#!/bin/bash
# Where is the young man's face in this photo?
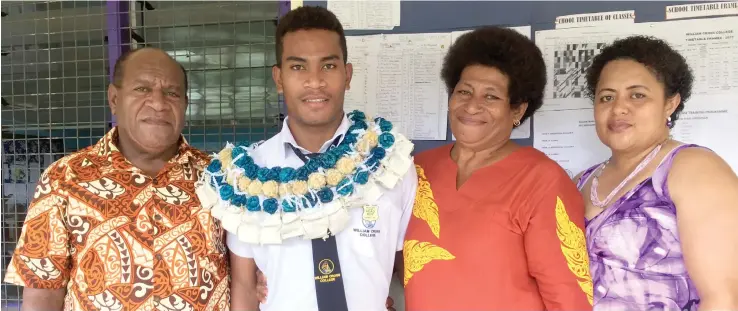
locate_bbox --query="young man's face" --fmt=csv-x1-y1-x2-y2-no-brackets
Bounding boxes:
272,29,353,129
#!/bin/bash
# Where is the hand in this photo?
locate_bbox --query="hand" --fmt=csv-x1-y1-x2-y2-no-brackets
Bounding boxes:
256,269,268,303
386,296,396,311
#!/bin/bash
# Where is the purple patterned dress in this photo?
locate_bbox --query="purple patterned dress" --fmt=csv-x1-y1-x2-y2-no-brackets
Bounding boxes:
577,144,701,311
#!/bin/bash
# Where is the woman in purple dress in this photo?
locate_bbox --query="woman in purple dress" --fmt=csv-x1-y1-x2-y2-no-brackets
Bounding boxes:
576,36,738,310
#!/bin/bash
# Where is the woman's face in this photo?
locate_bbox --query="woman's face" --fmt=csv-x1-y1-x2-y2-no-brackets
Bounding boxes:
449,64,526,149
593,59,679,152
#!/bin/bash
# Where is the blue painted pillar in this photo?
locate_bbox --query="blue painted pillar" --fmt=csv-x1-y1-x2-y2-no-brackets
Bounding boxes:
106,0,131,127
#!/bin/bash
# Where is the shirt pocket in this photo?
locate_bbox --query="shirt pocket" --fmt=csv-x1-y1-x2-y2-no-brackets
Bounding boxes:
348,198,398,258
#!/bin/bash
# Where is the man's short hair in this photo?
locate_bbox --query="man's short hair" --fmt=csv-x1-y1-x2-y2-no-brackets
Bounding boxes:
112,47,188,90
275,6,347,66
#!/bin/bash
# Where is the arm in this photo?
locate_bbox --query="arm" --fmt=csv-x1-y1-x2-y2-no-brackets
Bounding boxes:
22,288,66,311
523,171,593,310
227,232,260,310
230,252,260,310
395,163,418,274
4,165,71,311
669,147,738,309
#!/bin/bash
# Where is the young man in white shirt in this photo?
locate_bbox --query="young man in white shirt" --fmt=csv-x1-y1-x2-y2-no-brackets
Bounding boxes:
195,5,417,311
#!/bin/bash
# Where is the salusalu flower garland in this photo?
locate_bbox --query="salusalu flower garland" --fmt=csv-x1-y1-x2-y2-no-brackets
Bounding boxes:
195,110,414,244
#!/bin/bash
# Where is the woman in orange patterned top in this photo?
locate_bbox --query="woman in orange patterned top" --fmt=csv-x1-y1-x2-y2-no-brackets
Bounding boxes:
402,26,593,311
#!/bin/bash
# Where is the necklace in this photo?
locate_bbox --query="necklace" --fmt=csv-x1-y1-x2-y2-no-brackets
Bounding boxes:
590,141,665,208
195,110,415,244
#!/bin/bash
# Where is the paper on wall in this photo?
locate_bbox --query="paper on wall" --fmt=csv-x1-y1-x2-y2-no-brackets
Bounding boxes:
533,106,610,177
291,0,303,10
328,0,400,30
555,10,635,29
345,33,450,140
671,94,738,172
666,1,738,20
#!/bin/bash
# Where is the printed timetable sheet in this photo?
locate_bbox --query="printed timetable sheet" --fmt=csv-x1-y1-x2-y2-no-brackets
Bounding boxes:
345,33,451,140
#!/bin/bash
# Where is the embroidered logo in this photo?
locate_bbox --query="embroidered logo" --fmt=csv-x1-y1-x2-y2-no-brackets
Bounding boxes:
318,259,335,275
362,205,379,229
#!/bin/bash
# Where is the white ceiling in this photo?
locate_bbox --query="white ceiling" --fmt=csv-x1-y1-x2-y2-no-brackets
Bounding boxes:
1,1,281,129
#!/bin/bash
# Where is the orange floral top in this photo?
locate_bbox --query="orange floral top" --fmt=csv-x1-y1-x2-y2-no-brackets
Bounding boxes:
4,128,230,311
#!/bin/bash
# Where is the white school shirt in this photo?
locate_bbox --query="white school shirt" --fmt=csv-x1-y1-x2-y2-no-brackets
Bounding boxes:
227,115,417,311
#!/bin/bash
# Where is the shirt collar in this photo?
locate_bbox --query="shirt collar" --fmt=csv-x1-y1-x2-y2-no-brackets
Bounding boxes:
98,127,193,165
279,114,350,158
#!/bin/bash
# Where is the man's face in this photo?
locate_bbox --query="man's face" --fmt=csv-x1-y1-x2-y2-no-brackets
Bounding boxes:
107,49,187,154
272,29,352,128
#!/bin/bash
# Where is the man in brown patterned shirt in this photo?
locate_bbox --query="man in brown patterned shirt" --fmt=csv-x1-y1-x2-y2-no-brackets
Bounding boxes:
4,47,230,311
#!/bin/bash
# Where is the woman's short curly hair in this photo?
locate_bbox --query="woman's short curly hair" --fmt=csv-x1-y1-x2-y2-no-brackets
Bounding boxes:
441,26,546,125
585,35,694,128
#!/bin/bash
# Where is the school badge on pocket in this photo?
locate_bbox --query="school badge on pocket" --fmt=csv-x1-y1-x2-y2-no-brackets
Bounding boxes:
362,205,379,229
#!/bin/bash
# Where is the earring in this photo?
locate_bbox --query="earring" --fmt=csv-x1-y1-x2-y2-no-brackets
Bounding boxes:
513,119,521,127
666,116,673,128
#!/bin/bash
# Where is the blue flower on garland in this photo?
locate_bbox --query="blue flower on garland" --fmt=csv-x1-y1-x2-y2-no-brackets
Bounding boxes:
319,153,338,169
257,167,271,182
349,110,365,121
282,200,296,212
232,146,247,159
304,193,318,207
371,146,386,161
263,198,278,214
243,163,258,179
349,120,368,133
379,132,395,149
336,178,354,196
295,167,310,181
212,175,224,185
232,194,247,207
317,188,334,203
268,167,281,181
354,171,370,185
304,159,320,173
247,196,261,212
343,133,358,145
234,154,253,167
378,118,393,132
207,159,222,173
279,167,296,183
332,144,350,156
219,184,235,200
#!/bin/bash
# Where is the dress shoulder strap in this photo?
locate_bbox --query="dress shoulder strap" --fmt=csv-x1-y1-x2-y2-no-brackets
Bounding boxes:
575,163,604,190
652,143,707,199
